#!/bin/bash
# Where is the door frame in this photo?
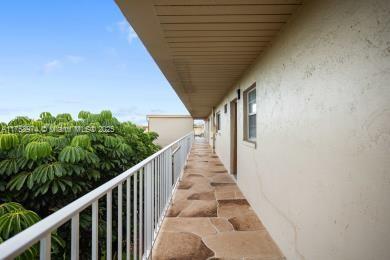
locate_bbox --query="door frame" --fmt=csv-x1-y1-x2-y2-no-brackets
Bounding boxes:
230,99,238,178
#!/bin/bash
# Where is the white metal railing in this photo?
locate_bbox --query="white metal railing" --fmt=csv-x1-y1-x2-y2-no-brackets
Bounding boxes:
0,132,194,260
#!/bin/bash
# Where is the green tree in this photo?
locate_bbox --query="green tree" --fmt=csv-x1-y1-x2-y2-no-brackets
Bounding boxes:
0,110,159,259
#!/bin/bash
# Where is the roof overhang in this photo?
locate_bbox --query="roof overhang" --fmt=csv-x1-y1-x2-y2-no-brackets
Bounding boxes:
116,0,303,118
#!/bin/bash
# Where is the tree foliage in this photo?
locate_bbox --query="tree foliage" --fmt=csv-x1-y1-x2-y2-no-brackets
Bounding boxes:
0,202,65,259
0,110,159,258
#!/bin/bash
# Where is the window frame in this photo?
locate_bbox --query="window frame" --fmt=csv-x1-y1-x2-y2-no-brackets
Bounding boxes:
243,83,257,144
216,111,221,132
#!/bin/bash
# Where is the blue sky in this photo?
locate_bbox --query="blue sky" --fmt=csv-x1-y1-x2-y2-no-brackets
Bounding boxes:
0,1,188,125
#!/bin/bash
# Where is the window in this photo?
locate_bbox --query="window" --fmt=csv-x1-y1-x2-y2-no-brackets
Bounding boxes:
244,84,256,142
216,112,221,131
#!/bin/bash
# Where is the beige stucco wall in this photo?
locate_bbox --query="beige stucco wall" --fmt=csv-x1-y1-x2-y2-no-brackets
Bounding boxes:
194,125,204,136
204,119,210,141
148,116,193,147
209,0,390,259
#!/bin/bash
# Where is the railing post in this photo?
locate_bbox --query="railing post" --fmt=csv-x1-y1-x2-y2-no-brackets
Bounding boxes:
107,190,112,260
144,162,152,258
40,234,51,260
126,178,131,260
133,173,138,260
92,201,99,260
151,159,155,243
139,168,143,259
171,151,174,186
118,183,123,260
71,214,79,260
164,151,168,206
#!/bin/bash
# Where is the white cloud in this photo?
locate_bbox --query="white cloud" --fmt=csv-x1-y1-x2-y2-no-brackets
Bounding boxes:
116,20,138,44
127,27,138,44
66,55,84,64
149,109,165,114
114,107,147,125
42,55,84,75
43,60,61,74
117,20,128,34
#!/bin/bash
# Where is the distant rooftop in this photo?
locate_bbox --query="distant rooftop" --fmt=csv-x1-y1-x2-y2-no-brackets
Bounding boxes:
147,115,192,119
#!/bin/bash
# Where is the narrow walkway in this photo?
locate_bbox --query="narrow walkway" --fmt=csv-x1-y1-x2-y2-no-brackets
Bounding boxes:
152,138,283,260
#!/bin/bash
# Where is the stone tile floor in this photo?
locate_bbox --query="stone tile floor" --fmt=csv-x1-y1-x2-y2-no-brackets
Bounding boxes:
152,138,284,260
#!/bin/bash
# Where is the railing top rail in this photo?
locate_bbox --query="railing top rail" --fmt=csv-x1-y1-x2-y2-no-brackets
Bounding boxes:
172,145,181,155
0,132,194,259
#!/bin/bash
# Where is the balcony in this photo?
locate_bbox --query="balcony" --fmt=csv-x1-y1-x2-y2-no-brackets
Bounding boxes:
152,138,283,259
0,134,281,259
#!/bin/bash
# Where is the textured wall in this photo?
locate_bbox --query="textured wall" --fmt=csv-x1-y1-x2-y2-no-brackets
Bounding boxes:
211,0,390,259
148,117,193,147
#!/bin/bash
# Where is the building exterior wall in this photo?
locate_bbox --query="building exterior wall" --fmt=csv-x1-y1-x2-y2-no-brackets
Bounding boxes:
147,116,193,147
207,116,214,147
194,124,204,136
209,117,213,146
204,119,209,141
208,0,390,259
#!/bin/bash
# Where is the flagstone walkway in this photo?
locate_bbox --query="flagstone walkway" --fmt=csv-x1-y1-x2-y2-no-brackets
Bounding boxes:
152,138,284,260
